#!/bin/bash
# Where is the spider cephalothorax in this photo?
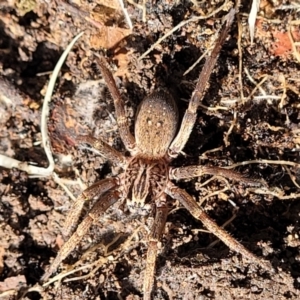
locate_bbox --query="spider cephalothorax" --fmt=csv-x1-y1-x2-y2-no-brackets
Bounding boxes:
42,9,274,300
124,157,169,207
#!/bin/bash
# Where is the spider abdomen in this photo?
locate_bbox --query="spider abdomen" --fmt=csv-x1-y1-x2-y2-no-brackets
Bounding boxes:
135,89,178,158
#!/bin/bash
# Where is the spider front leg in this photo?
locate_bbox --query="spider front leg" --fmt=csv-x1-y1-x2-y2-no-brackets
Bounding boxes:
41,189,121,282
78,135,127,167
169,9,234,158
144,200,169,300
170,165,264,186
166,182,274,273
96,56,136,153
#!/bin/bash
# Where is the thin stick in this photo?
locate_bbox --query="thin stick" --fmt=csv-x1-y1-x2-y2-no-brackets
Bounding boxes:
41,31,84,177
224,159,299,168
0,32,84,177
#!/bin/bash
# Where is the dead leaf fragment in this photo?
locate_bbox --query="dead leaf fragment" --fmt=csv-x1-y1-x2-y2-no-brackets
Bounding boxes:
255,20,300,60
89,25,131,49
99,0,121,10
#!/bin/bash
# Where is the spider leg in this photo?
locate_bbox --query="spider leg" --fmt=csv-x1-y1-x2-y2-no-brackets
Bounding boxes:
143,200,169,300
166,182,274,273
78,135,127,167
41,189,121,282
168,9,235,158
170,165,263,186
62,177,119,239
96,55,136,153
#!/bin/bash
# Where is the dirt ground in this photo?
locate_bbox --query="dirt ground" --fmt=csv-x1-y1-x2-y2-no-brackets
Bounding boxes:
0,0,300,299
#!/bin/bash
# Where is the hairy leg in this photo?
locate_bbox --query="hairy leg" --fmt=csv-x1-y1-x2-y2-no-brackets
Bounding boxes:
63,177,119,239
170,165,264,186
168,9,235,158
166,182,274,273
41,189,120,281
143,200,169,300
96,55,136,153
78,135,127,167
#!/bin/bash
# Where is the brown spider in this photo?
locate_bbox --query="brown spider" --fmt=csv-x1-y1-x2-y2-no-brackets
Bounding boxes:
42,10,273,299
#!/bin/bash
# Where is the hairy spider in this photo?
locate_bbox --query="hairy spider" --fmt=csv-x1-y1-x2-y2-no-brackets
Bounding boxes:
42,10,273,299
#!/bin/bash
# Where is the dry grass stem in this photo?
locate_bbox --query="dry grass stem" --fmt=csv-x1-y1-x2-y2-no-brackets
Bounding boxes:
139,0,232,60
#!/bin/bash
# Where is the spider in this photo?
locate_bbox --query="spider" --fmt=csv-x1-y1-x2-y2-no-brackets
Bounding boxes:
42,10,273,299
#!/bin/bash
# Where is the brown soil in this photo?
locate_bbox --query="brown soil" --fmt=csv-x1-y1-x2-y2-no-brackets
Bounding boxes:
0,1,300,299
